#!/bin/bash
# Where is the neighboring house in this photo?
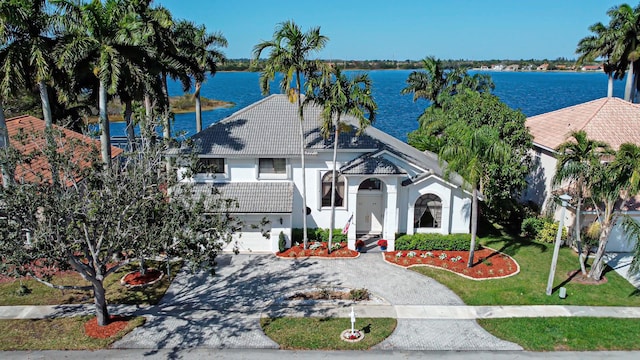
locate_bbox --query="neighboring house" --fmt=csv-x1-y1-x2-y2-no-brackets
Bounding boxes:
1,115,123,186
177,94,473,253
523,97,640,252
581,65,602,72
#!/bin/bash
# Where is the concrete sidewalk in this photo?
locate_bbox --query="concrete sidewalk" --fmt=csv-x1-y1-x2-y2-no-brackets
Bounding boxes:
2,303,640,320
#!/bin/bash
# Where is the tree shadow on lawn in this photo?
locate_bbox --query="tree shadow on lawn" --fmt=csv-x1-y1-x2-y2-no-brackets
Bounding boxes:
481,234,547,259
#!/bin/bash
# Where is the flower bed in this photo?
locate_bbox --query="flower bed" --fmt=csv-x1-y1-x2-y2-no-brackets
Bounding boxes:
84,315,129,339
276,242,358,259
120,269,163,288
383,247,519,280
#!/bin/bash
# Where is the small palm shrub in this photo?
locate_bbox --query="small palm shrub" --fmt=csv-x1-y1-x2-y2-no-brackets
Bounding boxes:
536,221,568,243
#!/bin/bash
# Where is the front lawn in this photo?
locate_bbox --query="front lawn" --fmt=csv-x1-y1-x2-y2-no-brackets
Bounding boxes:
261,317,396,350
479,318,640,351
410,234,639,306
0,260,183,306
0,316,145,350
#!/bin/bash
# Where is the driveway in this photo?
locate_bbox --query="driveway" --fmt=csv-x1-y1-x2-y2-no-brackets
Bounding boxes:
113,253,521,351
605,253,640,289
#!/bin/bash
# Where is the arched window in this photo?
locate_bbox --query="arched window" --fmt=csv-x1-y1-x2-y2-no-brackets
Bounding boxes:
414,194,442,228
322,172,345,207
358,178,381,190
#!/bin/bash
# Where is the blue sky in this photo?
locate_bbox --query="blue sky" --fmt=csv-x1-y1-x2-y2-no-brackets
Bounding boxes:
156,0,624,61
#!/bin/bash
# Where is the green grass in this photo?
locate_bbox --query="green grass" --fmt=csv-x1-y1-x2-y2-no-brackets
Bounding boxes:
0,316,145,350
261,317,396,350
479,318,640,351
410,234,640,306
0,260,183,306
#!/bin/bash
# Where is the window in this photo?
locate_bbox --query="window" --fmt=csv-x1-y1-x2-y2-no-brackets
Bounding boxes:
358,178,381,190
414,194,442,228
322,171,345,207
259,158,286,174
198,158,225,173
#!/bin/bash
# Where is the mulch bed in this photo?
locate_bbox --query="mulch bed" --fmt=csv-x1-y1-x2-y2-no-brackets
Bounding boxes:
566,270,608,285
121,269,163,286
276,242,359,259
384,247,519,280
84,315,129,339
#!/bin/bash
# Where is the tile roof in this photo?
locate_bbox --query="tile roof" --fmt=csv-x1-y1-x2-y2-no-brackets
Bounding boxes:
340,152,407,175
526,97,640,151
186,182,293,213
191,94,466,188
2,115,123,185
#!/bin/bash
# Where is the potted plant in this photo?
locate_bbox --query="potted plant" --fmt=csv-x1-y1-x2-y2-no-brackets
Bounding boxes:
377,239,388,251
355,239,365,252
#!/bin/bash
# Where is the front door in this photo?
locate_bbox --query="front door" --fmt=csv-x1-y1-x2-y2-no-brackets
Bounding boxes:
356,193,383,234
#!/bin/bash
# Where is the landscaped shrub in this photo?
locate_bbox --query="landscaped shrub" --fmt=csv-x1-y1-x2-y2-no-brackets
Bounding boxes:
292,228,346,244
394,233,477,251
349,288,370,301
278,231,287,253
536,221,568,243
521,216,546,238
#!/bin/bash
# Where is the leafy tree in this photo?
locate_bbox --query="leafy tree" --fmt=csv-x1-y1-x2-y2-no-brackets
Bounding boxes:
0,126,239,326
252,20,328,249
554,130,612,274
304,67,377,252
401,56,493,108
409,90,532,223
588,143,640,280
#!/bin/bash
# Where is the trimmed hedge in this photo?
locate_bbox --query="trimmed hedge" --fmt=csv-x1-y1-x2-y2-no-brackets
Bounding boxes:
292,228,347,244
395,233,477,251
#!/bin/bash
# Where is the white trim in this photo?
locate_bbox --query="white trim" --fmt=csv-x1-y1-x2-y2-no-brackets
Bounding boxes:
533,142,558,155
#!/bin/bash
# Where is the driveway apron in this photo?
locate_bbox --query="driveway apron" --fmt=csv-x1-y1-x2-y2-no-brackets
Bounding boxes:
113,253,521,350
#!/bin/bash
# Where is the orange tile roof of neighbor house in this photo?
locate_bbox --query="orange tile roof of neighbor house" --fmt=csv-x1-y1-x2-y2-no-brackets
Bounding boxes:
2,115,123,185
525,97,640,152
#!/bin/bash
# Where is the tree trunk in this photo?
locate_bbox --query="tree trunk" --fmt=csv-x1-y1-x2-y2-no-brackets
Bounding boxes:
195,82,203,133
0,101,12,188
39,80,53,128
99,80,112,167
139,258,147,276
624,62,635,102
467,187,478,268
161,73,171,143
607,73,613,98
296,75,309,250
588,216,615,280
328,125,339,254
92,279,110,326
124,100,136,152
144,94,155,145
575,192,587,275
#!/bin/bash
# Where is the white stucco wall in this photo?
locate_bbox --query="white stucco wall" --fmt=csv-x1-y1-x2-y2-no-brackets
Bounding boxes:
522,146,558,211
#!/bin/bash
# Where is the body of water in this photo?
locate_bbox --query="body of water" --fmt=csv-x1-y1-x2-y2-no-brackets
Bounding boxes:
108,70,624,142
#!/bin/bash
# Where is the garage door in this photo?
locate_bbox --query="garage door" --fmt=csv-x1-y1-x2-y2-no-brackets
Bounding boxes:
606,217,639,253
223,215,273,253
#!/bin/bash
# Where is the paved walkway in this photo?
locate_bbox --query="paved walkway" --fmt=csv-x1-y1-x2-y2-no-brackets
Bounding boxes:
1,252,639,352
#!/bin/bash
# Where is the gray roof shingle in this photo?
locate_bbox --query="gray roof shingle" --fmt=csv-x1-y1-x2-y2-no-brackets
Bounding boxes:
340,153,407,175
181,182,293,213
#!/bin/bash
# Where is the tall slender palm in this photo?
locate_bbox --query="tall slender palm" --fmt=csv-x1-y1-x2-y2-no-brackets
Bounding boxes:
588,143,640,280
0,0,56,127
252,21,328,249
576,22,619,97
401,56,493,108
439,123,510,268
305,67,377,252
606,4,640,102
554,130,612,274
174,21,227,133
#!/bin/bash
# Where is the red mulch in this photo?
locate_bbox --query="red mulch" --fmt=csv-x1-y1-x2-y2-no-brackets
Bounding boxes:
121,269,162,286
567,270,608,285
276,242,359,258
84,315,129,339
384,247,519,279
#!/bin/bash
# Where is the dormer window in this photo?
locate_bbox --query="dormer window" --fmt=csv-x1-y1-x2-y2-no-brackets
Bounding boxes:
259,158,286,174
198,158,225,174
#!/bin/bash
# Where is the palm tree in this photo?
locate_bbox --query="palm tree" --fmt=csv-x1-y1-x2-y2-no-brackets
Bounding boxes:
0,0,57,127
252,21,328,249
606,4,640,102
305,67,377,252
588,143,640,280
401,56,493,108
576,22,619,97
174,21,227,133
439,122,510,268
554,130,612,274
